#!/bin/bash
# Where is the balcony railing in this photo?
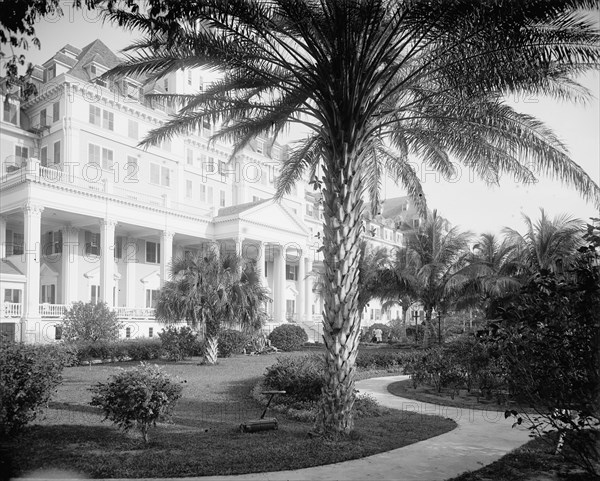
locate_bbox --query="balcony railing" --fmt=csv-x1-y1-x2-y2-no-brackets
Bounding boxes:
1,302,22,318
29,304,157,320
39,303,68,318
113,307,156,319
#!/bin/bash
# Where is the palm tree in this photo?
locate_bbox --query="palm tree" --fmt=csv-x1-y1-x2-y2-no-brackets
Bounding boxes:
156,250,268,364
503,210,585,275
104,0,600,435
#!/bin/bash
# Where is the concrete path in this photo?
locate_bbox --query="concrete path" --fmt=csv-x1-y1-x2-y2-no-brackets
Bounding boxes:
20,375,531,481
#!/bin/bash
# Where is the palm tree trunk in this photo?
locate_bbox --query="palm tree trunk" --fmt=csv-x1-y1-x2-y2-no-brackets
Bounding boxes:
314,150,364,437
204,334,218,365
423,307,433,347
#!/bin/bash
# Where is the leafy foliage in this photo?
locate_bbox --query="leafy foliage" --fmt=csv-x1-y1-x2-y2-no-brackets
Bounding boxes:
263,355,325,404
217,329,248,358
0,341,70,436
90,363,184,443
158,326,200,361
61,302,122,343
268,324,308,351
496,231,600,476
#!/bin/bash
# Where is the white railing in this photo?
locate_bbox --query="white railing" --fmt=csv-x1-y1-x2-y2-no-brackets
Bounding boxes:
1,302,22,318
39,303,69,318
113,307,156,319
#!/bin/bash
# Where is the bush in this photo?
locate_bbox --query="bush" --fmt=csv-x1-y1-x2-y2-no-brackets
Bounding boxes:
159,326,199,361
353,393,390,418
263,355,325,405
62,301,122,343
218,329,248,358
355,350,411,370
0,341,69,436
90,363,184,443
361,323,391,343
123,339,163,361
268,324,308,351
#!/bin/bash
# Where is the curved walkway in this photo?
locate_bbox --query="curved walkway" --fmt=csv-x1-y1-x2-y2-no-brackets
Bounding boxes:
22,375,531,481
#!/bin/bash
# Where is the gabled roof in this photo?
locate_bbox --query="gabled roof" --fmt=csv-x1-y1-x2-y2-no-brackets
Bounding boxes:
67,39,124,82
217,199,270,217
0,259,24,277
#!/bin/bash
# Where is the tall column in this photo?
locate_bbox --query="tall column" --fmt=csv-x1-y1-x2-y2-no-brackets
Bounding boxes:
160,231,174,285
297,254,305,323
125,236,137,307
305,257,314,323
100,219,117,305
276,246,287,322
61,225,79,304
21,203,44,342
259,241,267,287
0,216,6,259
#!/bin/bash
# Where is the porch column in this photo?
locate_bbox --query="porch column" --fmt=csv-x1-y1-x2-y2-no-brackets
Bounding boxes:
160,231,174,285
259,241,267,287
61,225,79,304
276,245,287,322
297,254,305,323
100,218,117,305
125,236,137,307
0,216,6,259
305,257,314,323
21,203,44,342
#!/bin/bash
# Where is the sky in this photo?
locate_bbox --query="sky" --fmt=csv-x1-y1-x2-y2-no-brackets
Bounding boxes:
9,5,600,236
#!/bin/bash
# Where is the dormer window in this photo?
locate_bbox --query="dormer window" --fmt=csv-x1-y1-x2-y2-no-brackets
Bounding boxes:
88,63,107,87
45,64,56,81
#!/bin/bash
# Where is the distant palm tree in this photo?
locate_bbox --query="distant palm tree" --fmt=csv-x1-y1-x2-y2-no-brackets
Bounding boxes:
156,251,268,364
503,210,585,274
105,0,600,435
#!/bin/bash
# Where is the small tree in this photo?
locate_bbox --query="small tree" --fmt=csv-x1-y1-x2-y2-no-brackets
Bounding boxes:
61,301,122,343
90,363,183,443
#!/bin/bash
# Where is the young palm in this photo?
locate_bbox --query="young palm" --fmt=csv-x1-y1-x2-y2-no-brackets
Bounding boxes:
156,251,268,364
105,0,600,435
503,209,585,274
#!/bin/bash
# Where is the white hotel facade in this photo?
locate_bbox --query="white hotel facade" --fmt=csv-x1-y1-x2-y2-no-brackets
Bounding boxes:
0,40,410,343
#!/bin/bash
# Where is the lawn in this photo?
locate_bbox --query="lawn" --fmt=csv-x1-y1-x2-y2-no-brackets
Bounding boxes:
447,435,598,481
5,352,456,479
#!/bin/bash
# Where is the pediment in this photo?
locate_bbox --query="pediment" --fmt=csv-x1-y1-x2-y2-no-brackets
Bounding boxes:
84,266,122,281
241,202,309,236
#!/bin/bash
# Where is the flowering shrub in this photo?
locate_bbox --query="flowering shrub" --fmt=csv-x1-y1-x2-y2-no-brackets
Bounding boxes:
90,363,184,443
268,324,308,351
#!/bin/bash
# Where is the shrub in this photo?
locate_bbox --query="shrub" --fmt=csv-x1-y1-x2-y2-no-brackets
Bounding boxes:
268,324,308,351
263,355,325,404
353,393,389,418
124,339,163,361
362,323,391,343
0,341,69,436
355,350,410,370
218,329,248,358
90,363,184,443
62,301,122,343
158,326,199,361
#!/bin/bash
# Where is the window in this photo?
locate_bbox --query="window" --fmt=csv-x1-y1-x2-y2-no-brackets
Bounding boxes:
40,108,47,127
127,119,138,139
306,204,313,216
40,146,48,166
52,102,59,122
218,160,227,176
88,144,100,165
114,236,123,259
53,141,61,164
285,264,299,281
219,190,226,207
187,70,192,86
102,110,114,130
101,147,113,170
401,203,408,212
149,327,154,338
286,300,295,321
15,145,28,161
255,140,264,154
85,231,100,256
145,289,160,308
4,289,21,303
186,180,193,198
146,241,160,264
89,105,101,125
412,219,420,229
41,284,56,304
200,185,206,202
206,156,215,171
44,231,63,255
126,156,138,180
163,78,169,92
186,148,194,166
125,327,131,338
264,260,268,278
207,186,213,203
3,101,17,124
12,233,24,255
55,325,62,341
150,164,170,186
46,64,56,81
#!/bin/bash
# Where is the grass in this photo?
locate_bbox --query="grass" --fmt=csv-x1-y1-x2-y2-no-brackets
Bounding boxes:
447,435,599,481
5,352,456,479
387,378,517,412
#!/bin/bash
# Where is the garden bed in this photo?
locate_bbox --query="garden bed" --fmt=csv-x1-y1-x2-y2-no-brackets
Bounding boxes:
5,354,455,479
